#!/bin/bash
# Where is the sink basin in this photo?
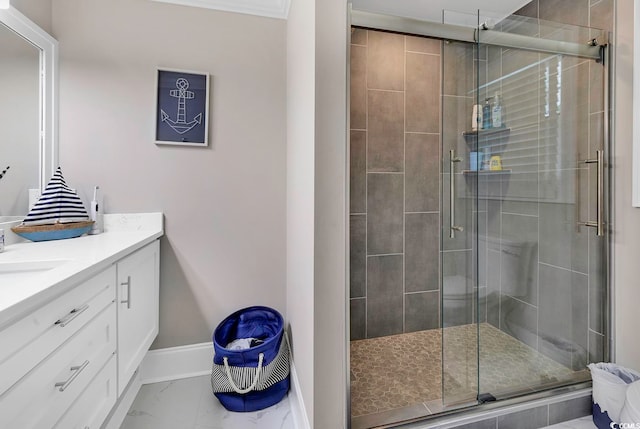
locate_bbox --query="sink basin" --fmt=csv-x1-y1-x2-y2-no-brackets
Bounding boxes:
0,260,70,283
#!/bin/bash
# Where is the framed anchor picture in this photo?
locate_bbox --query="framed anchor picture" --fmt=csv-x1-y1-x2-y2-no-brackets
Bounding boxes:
155,68,210,146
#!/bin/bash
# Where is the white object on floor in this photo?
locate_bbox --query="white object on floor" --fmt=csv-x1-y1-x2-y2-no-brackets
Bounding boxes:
120,374,294,429
542,416,597,428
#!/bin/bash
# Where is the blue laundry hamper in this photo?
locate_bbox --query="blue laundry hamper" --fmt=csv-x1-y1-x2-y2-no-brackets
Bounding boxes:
210,306,290,412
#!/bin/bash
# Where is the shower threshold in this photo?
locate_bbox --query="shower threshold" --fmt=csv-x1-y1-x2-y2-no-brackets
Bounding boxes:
350,323,590,429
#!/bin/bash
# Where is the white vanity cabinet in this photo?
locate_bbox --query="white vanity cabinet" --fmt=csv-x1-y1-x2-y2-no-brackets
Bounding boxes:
116,239,160,396
0,238,161,429
0,266,117,429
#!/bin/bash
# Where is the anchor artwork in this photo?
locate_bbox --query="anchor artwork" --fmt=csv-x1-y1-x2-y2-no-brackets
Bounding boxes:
155,68,210,146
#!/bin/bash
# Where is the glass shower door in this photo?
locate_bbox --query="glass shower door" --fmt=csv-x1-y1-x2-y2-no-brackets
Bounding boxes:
441,12,609,407
441,37,481,408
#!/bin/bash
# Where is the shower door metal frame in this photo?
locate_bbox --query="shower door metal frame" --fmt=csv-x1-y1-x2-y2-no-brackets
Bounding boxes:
346,7,612,427
351,9,604,60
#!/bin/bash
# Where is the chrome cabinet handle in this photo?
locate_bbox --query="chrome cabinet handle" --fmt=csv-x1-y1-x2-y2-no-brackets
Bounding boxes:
54,360,89,392
54,304,89,327
578,149,604,236
120,275,131,309
449,149,464,238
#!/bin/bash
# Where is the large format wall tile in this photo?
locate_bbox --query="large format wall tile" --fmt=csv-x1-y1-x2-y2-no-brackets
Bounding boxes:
406,35,440,54
538,264,588,369
405,213,439,292
367,30,404,91
368,90,404,172
499,294,538,350
367,255,404,337
350,130,366,214
350,298,366,341
350,215,366,298
405,291,439,332
442,250,474,327
500,213,538,305
443,41,474,97
405,133,439,212
350,45,367,130
548,396,592,424
539,0,589,28
406,52,440,133
539,201,588,274
367,173,404,255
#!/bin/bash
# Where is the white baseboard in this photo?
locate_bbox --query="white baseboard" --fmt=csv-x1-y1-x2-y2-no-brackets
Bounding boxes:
136,341,311,429
289,363,312,429
139,342,214,384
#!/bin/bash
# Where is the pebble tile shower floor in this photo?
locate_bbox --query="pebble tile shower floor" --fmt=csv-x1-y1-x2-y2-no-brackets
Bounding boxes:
350,323,587,418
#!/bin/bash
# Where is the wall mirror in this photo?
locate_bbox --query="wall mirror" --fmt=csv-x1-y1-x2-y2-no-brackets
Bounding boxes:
0,6,57,222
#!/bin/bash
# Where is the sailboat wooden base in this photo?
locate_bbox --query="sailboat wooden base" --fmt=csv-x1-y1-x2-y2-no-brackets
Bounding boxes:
11,220,95,242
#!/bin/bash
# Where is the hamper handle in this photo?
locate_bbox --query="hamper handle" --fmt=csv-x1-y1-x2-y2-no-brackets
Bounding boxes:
222,353,264,394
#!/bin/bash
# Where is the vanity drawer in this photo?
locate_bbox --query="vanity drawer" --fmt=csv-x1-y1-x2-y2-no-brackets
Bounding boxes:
53,354,117,429
0,265,116,394
0,302,116,429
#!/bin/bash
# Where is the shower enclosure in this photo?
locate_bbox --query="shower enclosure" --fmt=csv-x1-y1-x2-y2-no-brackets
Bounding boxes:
348,7,609,428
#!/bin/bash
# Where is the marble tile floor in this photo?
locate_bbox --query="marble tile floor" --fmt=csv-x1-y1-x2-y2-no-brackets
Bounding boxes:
120,374,295,429
543,416,596,428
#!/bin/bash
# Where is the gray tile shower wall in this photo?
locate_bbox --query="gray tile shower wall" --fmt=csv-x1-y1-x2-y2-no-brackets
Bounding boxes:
349,29,443,339
480,0,611,366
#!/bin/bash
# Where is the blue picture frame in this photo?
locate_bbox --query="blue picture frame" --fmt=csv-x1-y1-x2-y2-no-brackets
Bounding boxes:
155,68,210,146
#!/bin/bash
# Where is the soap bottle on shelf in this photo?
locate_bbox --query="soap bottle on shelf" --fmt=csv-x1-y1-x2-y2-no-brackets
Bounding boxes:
482,98,492,130
482,147,491,170
492,92,503,128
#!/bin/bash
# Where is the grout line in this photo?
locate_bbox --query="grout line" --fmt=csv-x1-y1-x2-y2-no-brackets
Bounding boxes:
406,50,441,57
351,213,366,216
403,33,407,334
505,294,538,310
364,29,369,340
404,290,439,295
405,211,440,214
367,171,404,175
405,131,440,136
367,88,404,93
351,128,367,132
539,261,588,276
367,253,403,258
501,211,539,218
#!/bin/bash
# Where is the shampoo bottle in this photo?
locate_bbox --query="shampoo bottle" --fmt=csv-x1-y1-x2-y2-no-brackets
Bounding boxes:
482,98,492,129
492,92,503,128
89,186,103,235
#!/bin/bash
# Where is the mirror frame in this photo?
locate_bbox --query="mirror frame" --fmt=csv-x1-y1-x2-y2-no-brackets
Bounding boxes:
0,6,58,194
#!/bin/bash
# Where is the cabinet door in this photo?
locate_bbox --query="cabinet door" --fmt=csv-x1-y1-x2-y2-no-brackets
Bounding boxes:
116,240,159,395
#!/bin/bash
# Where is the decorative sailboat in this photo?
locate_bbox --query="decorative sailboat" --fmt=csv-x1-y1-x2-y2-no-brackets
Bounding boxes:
11,167,94,241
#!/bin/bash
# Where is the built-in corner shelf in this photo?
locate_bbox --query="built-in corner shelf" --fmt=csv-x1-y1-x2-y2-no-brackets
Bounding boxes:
462,127,510,138
462,169,512,175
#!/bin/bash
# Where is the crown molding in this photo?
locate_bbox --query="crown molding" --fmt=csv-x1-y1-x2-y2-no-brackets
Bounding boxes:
151,0,290,19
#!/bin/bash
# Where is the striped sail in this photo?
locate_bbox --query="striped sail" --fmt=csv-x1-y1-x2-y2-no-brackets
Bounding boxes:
22,167,90,226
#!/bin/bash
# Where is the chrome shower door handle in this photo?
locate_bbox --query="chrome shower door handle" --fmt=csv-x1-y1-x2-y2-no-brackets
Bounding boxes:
449,149,464,238
578,149,604,236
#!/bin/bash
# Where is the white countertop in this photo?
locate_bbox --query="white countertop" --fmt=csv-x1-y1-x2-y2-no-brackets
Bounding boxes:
0,213,163,327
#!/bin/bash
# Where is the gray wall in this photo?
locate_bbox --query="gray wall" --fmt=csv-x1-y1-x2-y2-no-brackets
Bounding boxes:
51,0,287,349
349,30,442,340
